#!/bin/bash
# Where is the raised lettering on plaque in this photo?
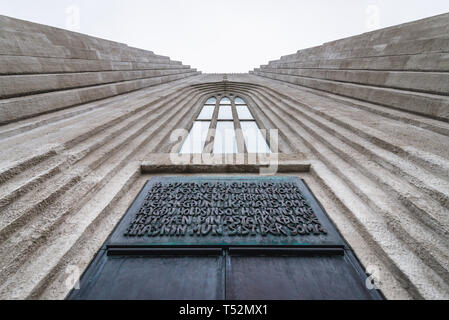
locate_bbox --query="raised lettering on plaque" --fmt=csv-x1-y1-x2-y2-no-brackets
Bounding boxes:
124,181,328,238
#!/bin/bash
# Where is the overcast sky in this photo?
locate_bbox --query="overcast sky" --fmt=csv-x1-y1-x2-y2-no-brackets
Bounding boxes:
1,0,449,73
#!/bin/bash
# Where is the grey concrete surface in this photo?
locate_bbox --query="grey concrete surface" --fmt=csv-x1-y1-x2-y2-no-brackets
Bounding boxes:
253,12,449,121
0,14,448,301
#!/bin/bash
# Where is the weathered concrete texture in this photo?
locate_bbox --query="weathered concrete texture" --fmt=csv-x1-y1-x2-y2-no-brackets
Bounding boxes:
251,13,449,121
0,15,200,124
0,14,448,301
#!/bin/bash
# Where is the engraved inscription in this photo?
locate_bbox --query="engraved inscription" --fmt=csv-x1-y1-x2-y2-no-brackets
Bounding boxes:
124,182,328,238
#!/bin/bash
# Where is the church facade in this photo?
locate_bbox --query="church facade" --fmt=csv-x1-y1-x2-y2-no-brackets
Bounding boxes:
0,13,448,300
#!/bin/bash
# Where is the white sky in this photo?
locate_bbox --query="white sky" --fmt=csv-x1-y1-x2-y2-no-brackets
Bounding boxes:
1,0,449,73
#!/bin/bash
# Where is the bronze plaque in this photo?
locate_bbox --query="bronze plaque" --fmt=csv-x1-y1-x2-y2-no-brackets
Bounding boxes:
108,177,345,247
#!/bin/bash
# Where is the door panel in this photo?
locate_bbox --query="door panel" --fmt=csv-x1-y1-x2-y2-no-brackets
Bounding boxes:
226,253,374,300
72,252,225,300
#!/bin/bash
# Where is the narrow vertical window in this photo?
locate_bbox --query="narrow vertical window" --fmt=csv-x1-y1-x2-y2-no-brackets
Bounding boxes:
234,97,271,154
240,121,271,154
220,97,232,105
179,95,271,154
236,105,254,120
180,121,211,154
198,105,215,120
206,97,217,104
213,121,238,154
218,105,233,120
234,97,246,105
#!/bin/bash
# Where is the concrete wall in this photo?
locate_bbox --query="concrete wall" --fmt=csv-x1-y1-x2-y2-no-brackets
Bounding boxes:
252,13,449,121
0,15,200,124
0,14,448,300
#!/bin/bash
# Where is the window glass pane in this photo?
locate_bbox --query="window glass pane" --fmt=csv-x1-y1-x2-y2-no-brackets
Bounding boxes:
218,106,233,120
206,97,217,104
220,97,231,105
197,105,215,120
180,121,211,154
241,121,271,154
234,97,246,105
236,105,254,120
213,121,237,154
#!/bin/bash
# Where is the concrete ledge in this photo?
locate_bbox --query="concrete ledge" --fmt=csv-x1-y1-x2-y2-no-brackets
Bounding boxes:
141,163,311,174
141,153,311,174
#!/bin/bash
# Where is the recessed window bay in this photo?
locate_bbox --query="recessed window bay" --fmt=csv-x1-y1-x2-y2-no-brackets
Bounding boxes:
179,95,271,154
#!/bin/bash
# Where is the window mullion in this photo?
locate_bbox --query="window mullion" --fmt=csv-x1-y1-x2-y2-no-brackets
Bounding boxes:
232,100,247,154
202,98,220,154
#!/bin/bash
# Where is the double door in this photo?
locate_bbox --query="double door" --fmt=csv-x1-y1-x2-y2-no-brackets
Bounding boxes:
69,246,380,300
68,177,383,300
